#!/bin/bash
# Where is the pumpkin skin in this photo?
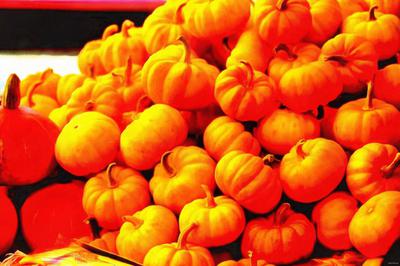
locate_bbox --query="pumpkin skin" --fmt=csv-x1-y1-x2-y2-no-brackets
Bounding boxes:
320,33,378,94
181,104,223,135
82,163,151,230
56,73,87,105
203,116,261,161
346,143,400,203
215,62,279,122
349,191,400,257
150,146,216,214
268,43,321,85
21,181,91,253
254,0,312,45
120,104,188,170
312,192,358,250
89,231,118,254
0,187,18,254
374,55,400,109
116,205,179,263
48,105,75,130
241,203,316,264
143,223,215,266
305,0,342,45
320,106,337,140
20,68,60,100
342,6,400,60
55,111,120,176
337,0,369,21
179,185,246,247
363,0,400,16
142,38,219,110
254,109,321,155
215,151,282,214
278,61,342,113
280,138,347,203
333,83,400,151
0,74,59,186
363,258,384,266
296,251,366,265
217,251,274,266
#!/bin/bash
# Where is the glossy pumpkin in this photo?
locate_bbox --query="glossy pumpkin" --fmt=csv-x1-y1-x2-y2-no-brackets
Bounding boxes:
0,74,59,186
374,54,400,109
280,138,347,203
349,191,400,257
346,143,400,203
56,73,87,105
55,111,120,176
20,68,60,100
0,187,18,254
150,146,216,214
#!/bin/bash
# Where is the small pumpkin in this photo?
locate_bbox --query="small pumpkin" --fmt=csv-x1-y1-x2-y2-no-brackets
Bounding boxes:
119,95,153,130
217,251,274,266
48,105,75,130
89,231,118,254
363,0,400,16
363,258,384,266
55,111,120,176
0,187,18,254
20,68,60,100
116,63,146,112
179,185,246,247
338,0,369,20
374,54,400,109
181,104,223,135
56,73,87,105
295,251,366,266
116,205,179,263
280,138,347,203
346,143,400,203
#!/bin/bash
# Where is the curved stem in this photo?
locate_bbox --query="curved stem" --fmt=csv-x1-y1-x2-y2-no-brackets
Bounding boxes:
381,153,400,177
178,36,191,64
240,60,254,89
160,151,177,176
177,222,199,249
106,162,117,188
124,57,133,86
121,20,134,38
173,3,186,24
123,215,144,229
274,203,291,225
296,139,307,159
262,154,280,165
276,0,288,10
363,82,374,110
275,44,297,60
369,6,378,21
201,185,216,208
102,24,119,40
135,95,152,112
248,251,257,266
85,100,96,111
2,74,21,109
325,55,348,66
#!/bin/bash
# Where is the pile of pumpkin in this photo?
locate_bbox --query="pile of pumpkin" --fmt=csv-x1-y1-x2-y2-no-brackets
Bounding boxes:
1,0,400,265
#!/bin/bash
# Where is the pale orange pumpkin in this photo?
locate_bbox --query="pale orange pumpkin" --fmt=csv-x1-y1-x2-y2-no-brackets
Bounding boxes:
56,73,87,105
20,68,60,100
337,0,369,21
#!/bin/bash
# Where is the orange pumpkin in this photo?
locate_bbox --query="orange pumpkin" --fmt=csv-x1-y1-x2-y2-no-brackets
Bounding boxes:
320,106,337,140
268,43,321,85
181,104,223,135
20,68,60,100
280,138,347,203
89,231,118,254
116,205,179,263
321,33,378,94
295,251,366,265
48,105,75,130
56,73,87,105
346,143,400,203
363,0,400,16
215,61,279,122
55,111,120,176
374,54,400,109
142,38,219,110
119,95,153,130
143,223,215,266
179,185,246,247
215,151,282,214
363,258,384,266
150,146,216,214
120,104,188,170
254,0,312,45
217,251,274,266
349,191,400,257
278,61,342,113
82,163,151,230
337,0,369,20
342,5,400,60
0,187,18,254
333,83,400,150
203,116,261,161
312,192,358,250
254,109,320,155
241,203,316,264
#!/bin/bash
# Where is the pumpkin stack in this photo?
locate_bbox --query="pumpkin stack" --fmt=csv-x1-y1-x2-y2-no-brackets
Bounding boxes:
1,0,400,264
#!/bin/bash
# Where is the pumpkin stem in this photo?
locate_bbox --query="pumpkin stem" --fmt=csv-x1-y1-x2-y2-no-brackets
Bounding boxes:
248,251,257,266
276,0,288,11
381,153,400,177
106,162,117,188
123,215,144,229
160,151,177,176
174,3,186,24
124,57,133,86
178,36,191,64
363,82,374,110
121,20,134,38
262,154,280,165
89,65,95,78
275,44,297,60
102,24,119,40
295,139,307,159
201,184,216,208
135,95,152,112
369,6,378,20
240,60,255,89
177,222,199,250
85,100,96,111
2,74,21,109
274,203,292,225
325,55,348,66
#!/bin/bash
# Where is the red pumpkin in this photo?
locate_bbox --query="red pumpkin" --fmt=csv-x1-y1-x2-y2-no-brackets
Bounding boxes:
374,54,400,109
0,187,18,254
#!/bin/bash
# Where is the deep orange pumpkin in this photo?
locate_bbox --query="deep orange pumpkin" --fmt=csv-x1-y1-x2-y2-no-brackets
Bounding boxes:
0,187,18,254
374,54,400,109
320,106,338,140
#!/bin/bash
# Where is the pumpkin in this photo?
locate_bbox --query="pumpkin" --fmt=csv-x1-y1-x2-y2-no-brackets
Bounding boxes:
116,205,179,263
21,181,91,252
143,223,215,266
320,106,337,140
55,111,120,176
150,146,216,214
363,0,400,16
0,187,18,254
89,231,118,254
374,54,400,109
278,61,342,113
215,61,279,122
100,20,148,72
241,203,316,264
82,163,151,230
203,116,261,161
305,0,341,44
333,82,400,151
254,0,312,45
179,185,246,247
349,191,400,257
181,104,223,135
20,68,60,100
346,143,400,203
48,105,75,130
120,104,188,170
337,0,369,21
0,74,59,186
342,5,400,60
312,192,358,250
320,33,378,94
280,138,347,203
119,95,153,130
295,251,366,266
254,109,321,155
268,43,321,85
217,251,274,266
207,36,234,69
181,0,250,39
363,258,384,266
142,37,219,110
215,151,282,214
56,73,87,105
